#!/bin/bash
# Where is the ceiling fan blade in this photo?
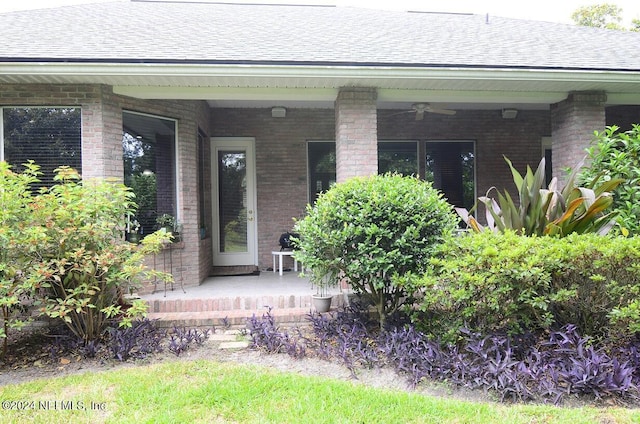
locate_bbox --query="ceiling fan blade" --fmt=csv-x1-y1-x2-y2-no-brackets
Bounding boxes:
386,110,414,118
426,106,456,115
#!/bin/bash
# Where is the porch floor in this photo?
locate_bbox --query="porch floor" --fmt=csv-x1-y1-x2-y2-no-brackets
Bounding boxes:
143,270,346,327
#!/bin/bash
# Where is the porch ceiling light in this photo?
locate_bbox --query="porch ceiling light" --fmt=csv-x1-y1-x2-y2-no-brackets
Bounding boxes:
501,108,518,119
271,106,286,118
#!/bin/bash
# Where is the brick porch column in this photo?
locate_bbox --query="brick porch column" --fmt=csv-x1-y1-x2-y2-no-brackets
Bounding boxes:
81,85,125,180
335,87,378,182
551,91,607,184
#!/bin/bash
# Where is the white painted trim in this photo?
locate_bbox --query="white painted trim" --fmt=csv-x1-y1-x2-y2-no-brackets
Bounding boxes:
2,62,639,105
210,137,258,267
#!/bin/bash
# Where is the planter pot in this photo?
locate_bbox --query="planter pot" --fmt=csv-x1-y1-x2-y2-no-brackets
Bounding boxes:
127,232,141,244
312,295,332,313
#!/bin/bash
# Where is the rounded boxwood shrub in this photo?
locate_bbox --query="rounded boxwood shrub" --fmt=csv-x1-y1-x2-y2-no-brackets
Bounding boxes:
293,174,458,327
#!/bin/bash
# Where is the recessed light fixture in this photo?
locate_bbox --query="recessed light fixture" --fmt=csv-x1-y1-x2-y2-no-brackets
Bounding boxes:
271,106,286,118
502,109,518,119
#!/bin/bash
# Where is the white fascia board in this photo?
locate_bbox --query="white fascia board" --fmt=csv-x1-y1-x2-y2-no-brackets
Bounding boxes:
2,61,640,82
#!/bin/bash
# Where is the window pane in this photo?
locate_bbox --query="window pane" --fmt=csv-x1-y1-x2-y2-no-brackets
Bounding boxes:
425,142,475,209
308,142,336,203
2,107,81,187
378,141,418,175
123,112,176,237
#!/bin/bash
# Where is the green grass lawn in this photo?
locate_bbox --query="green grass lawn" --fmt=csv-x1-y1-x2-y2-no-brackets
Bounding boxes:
1,360,638,423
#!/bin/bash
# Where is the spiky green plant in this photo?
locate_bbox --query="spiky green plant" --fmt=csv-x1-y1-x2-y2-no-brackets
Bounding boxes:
456,156,623,237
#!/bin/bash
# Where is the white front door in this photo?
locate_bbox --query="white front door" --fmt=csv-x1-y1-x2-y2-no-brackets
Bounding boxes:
211,137,257,266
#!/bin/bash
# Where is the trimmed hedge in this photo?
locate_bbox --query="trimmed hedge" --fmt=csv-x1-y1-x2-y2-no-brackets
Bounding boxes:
401,231,640,343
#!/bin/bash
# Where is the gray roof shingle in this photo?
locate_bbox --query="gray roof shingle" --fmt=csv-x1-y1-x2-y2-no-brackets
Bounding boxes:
1,1,640,71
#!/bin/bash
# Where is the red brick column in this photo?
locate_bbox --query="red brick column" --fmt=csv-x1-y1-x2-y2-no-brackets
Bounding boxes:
551,91,606,184
335,87,378,182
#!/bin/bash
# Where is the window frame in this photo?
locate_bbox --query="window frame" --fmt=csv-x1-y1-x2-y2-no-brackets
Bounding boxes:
122,110,180,233
1,105,83,183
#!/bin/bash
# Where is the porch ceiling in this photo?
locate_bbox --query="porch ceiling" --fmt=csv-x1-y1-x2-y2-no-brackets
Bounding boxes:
3,62,640,109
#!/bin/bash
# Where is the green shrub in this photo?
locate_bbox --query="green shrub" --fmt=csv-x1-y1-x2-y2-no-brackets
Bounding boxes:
31,168,172,342
0,162,42,357
579,124,640,235
293,174,458,327
401,231,640,343
0,163,172,348
456,156,622,236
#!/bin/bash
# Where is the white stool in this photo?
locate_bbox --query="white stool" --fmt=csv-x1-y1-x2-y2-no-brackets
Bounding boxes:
271,250,303,276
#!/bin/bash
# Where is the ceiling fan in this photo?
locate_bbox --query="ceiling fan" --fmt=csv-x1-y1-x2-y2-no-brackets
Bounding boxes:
394,103,456,120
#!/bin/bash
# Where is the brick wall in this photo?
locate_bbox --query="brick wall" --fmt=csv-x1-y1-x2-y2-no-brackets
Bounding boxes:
5,83,633,280
335,87,378,181
0,84,211,291
212,106,551,268
211,108,335,268
196,102,213,286
378,108,551,206
551,91,607,183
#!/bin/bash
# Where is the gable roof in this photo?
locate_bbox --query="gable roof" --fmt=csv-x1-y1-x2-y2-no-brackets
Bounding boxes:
1,1,640,108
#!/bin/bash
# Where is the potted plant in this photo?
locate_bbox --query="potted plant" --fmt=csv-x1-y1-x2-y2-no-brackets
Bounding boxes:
126,218,141,244
156,213,176,233
307,266,338,313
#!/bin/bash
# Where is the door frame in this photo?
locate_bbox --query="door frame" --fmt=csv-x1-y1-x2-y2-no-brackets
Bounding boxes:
210,137,258,266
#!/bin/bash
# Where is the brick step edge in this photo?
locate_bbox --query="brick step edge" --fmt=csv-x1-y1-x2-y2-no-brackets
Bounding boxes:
147,307,317,327
146,294,346,313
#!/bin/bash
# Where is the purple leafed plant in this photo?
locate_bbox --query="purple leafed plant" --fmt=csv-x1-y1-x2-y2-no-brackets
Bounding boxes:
247,307,307,359
167,325,210,357
245,302,640,404
107,318,166,361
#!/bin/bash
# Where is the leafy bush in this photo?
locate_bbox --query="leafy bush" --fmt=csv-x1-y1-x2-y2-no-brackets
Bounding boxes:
579,124,640,235
0,163,172,347
30,168,173,343
293,174,458,327
456,156,622,236
0,162,43,357
401,231,640,342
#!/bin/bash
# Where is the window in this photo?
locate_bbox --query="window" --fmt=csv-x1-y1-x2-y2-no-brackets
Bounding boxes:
425,141,475,210
541,137,553,186
197,129,208,239
378,141,418,175
306,140,475,210
308,141,336,203
1,107,81,187
122,111,177,237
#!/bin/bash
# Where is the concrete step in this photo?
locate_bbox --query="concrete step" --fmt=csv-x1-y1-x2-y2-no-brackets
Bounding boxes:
146,295,318,313
147,306,315,328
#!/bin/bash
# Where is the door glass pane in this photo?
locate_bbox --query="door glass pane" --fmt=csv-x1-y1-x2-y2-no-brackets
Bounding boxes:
425,142,475,210
218,150,247,253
